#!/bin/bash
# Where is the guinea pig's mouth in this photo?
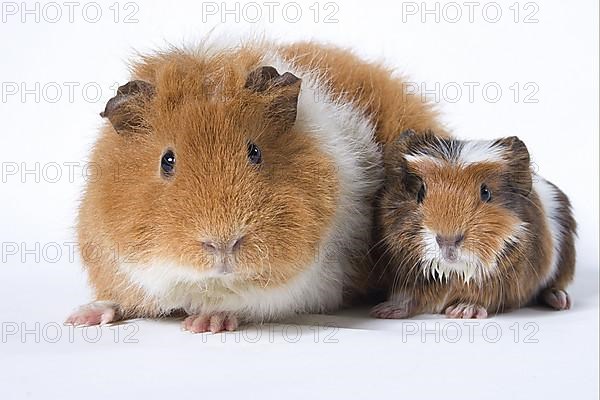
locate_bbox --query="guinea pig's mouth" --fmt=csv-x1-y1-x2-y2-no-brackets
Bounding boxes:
423,255,487,284
201,259,260,280
421,230,493,283
440,247,460,264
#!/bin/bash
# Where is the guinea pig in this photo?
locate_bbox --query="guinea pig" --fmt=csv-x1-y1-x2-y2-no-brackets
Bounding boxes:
65,40,445,333
371,130,576,319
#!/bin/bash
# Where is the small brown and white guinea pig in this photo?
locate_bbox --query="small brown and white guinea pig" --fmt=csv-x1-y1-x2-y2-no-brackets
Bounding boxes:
64,39,445,333
371,130,576,319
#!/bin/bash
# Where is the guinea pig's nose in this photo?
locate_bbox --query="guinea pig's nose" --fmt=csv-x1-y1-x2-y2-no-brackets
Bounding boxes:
201,236,245,255
435,233,465,248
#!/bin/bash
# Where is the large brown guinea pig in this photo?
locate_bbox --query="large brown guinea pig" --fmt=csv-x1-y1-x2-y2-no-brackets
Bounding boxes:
371,130,576,319
65,40,444,333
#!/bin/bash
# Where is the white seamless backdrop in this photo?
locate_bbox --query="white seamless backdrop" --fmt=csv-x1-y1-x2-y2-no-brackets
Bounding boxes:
0,1,598,399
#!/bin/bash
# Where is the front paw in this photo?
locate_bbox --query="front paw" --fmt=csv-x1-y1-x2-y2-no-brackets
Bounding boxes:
445,303,488,319
182,312,238,333
65,301,121,326
371,299,415,319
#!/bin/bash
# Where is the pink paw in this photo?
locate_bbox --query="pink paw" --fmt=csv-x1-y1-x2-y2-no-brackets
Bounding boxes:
445,303,488,319
182,312,238,333
65,301,120,326
541,288,571,310
371,301,413,319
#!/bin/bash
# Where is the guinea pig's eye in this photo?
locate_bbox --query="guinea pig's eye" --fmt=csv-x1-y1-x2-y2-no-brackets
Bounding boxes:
480,184,492,202
161,150,176,178
247,141,262,165
417,182,426,204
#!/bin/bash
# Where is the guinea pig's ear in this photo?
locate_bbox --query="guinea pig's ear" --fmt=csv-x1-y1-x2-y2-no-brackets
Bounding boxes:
383,133,414,187
398,129,417,142
382,148,421,199
496,136,533,194
393,129,418,150
244,66,301,132
100,80,155,134
384,129,432,195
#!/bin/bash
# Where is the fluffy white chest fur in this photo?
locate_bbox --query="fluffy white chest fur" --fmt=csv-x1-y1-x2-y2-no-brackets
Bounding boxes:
117,49,383,322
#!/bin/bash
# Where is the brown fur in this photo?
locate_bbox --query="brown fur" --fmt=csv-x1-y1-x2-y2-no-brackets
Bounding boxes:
371,131,576,317
278,42,450,295
279,42,449,143
74,41,445,322
79,45,338,317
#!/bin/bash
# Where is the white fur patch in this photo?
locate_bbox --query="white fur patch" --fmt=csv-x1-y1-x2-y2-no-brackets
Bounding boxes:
117,43,383,322
420,223,526,284
118,257,348,321
458,140,504,165
533,176,565,289
404,154,443,166
420,229,491,284
405,139,505,167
